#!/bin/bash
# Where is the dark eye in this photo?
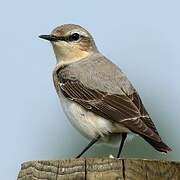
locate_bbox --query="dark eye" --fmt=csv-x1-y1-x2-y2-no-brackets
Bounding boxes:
69,33,80,41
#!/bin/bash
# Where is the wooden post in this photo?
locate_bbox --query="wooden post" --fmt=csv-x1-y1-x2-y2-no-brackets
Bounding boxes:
17,158,180,180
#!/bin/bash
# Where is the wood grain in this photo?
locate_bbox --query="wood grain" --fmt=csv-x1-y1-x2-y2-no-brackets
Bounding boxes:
18,159,85,180
17,158,180,180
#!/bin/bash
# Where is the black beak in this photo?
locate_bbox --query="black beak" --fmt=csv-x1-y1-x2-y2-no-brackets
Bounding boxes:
39,34,59,41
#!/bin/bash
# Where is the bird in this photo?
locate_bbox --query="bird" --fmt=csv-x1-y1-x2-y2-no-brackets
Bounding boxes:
39,24,171,158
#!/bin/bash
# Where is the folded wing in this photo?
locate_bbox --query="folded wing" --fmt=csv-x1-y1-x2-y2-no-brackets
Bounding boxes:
55,66,171,153
60,79,159,140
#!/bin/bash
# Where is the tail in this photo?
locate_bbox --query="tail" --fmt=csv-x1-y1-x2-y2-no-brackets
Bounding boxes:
141,135,172,153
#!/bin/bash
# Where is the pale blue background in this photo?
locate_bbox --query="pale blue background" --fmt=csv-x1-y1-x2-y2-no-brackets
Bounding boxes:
0,0,180,179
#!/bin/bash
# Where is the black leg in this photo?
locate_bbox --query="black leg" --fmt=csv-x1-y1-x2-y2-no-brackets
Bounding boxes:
76,135,101,158
117,133,127,158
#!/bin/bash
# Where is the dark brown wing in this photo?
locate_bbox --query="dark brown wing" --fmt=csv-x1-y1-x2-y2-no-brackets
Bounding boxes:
127,91,160,135
123,91,171,152
58,75,172,152
59,78,161,142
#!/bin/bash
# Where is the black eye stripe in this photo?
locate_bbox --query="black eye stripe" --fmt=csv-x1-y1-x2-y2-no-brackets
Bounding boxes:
54,33,82,42
68,33,80,41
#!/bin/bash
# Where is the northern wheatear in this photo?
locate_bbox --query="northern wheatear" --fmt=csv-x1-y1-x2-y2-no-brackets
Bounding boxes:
39,24,171,158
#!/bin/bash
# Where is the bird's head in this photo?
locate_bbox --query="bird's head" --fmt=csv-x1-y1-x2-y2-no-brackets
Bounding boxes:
39,24,98,65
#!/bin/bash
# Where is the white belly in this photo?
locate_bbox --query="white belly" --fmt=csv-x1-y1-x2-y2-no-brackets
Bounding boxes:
58,93,133,145
59,93,112,138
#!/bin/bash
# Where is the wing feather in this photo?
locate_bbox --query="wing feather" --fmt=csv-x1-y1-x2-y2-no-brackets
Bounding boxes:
58,78,161,142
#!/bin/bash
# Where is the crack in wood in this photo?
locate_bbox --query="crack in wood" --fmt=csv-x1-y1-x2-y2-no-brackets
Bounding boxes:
55,161,59,180
122,159,125,180
85,158,87,180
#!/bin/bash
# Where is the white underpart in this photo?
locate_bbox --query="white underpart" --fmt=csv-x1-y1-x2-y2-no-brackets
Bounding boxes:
58,92,134,146
59,92,112,138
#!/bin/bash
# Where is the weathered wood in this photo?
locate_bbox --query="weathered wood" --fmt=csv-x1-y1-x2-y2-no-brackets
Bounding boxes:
17,158,180,180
